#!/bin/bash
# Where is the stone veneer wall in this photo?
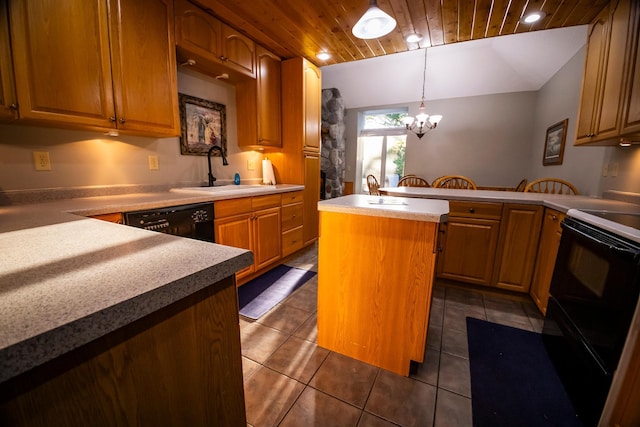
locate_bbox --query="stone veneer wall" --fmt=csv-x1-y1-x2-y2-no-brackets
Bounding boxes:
321,88,346,199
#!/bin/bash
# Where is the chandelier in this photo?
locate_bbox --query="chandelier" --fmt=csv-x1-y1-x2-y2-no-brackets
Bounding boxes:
404,48,442,139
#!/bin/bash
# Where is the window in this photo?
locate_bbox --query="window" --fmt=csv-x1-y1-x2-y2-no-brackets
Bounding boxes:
358,110,408,193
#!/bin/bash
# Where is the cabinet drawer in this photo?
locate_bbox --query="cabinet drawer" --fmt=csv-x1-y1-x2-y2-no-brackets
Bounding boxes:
281,190,304,206
281,203,303,231
214,197,252,218
282,226,303,257
449,201,502,220
252,194,281,210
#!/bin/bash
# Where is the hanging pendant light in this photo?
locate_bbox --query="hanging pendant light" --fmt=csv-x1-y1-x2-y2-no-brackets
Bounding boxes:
352,0,397,40
404,48,442,139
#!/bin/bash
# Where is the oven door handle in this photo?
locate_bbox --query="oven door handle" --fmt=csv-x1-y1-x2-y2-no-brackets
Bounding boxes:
562,221,640,262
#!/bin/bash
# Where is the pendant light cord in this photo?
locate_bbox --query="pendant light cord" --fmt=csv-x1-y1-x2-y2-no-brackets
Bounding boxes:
421,48,427,103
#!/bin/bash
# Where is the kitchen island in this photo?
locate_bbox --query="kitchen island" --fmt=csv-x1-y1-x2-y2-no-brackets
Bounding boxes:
316,194,448,376
0,187,302,426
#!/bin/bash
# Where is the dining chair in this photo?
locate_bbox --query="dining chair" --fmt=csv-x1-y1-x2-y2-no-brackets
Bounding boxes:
432,175,477,190
515,178,528,192
524,178,579,195
366,174,380,195
397,175,430,187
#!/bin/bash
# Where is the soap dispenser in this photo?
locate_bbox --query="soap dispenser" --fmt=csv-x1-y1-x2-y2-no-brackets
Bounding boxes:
234,172,241,185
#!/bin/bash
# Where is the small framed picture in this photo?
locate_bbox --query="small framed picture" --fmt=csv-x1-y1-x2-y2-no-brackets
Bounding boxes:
178,93,227,156
543,119,568,166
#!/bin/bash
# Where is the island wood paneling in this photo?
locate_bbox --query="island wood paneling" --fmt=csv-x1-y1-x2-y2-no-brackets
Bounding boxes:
0,277,246,426
317,211,438,376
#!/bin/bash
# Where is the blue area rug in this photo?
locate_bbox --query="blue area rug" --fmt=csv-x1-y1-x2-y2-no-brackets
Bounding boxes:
237,265,316,320
466,317,582,427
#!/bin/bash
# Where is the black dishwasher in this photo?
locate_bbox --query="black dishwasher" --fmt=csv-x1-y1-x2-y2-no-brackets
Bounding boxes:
124,202,215,243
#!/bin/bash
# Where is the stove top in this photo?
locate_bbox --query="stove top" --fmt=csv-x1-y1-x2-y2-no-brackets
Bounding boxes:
580,210,640,231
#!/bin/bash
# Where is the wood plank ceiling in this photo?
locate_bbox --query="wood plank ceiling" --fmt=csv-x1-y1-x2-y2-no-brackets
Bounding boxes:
190,0,609,66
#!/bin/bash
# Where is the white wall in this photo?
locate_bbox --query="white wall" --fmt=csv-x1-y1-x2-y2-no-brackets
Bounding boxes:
0,69,264,192
529,46,606,197
334,44,640,197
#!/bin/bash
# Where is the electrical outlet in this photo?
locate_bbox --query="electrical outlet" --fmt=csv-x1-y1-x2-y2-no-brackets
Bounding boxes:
611,162,619,177
33,151,51,171
148,155,159,170
247,159,256,170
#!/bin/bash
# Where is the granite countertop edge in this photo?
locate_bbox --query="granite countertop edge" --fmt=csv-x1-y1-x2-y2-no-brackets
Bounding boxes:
0,185,304,383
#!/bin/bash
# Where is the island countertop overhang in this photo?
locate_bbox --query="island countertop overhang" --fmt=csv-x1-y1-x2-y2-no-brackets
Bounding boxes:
317,194,449,223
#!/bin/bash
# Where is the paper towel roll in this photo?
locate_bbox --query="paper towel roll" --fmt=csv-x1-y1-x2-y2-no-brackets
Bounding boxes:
262,159,276,185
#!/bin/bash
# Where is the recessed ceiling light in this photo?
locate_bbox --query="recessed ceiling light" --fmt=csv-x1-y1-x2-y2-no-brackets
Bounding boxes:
521,11,546,24
405,33,423,43
317,52,331,61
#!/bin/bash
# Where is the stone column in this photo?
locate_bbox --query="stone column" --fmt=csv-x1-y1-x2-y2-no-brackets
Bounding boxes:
321,88,346,199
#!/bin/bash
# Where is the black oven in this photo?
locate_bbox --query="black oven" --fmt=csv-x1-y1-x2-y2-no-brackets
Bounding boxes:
542,215,640,426
124,202,215,243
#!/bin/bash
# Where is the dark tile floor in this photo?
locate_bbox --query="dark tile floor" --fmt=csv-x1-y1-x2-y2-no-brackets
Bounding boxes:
240,244,545,427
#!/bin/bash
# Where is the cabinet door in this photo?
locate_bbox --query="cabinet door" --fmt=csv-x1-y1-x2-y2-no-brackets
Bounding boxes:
0,0,17,120
221,24,255,78
215,213,254,279
256,46,281,147
576,11,608,143
174,0,222,61
530,209,565,314
436,217,500,286
621,1,640,135
303,153,320,245
303,62,321,151
493,204,543,293
594,0,632,141
253,207,281,270
91,212,123,224
109,0,179,136
10,0,115,127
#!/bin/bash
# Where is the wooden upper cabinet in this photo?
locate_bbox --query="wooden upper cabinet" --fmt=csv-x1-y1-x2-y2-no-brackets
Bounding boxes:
10,0,115,128
303,63,321,151
282,57,322,153
110,0,180,136
220,25,255,78
8,0,179,136
175,0,255,80
236,45,281,148
575,0,640,145
0,0,17,121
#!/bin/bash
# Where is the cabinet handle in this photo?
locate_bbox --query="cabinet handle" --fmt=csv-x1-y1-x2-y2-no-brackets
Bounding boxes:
119,118,126,124
551,215,557,221
220,56,227,61
110,116,116,122
469,208,475,213
587,133,596,137
9,103,17,111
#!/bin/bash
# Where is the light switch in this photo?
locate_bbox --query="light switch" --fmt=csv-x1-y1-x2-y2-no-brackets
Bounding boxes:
247,159,256,170
611,163,619,177
148,155,159,170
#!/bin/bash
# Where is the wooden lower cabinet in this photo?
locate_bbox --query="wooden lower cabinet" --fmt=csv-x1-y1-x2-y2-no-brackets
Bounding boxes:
214,194,281,284
281,190,304,257
0,277,246,426
90,212,123,224
530,208,565,314
437,201,544,292
436,201,502,286
493,204,543,292
303,152,320,245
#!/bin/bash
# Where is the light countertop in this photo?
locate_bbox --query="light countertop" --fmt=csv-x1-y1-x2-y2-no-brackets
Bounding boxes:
0,184,302,383
318,194,449,222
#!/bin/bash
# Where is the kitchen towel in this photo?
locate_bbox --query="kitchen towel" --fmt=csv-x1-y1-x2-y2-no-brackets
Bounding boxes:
262,158,276,185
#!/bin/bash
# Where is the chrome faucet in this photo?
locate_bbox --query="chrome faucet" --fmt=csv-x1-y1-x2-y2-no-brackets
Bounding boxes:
207,145,229,186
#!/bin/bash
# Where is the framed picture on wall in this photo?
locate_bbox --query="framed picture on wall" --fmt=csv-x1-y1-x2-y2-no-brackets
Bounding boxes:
178,93,227,156
543,119,568,166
